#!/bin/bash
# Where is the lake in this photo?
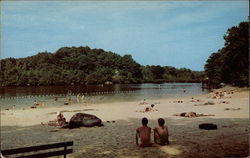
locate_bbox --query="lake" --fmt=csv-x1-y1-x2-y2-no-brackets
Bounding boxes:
0,83,209,109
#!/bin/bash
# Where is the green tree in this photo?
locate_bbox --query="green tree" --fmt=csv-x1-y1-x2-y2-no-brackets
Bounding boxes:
222,22,249,86
0,46,204,86
205,52,223,87
150,65,165,80
205,21,249,87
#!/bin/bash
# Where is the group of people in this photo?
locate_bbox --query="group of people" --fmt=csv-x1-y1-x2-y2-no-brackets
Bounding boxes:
136,117,169,147
65,94,85,105
211,91,232,99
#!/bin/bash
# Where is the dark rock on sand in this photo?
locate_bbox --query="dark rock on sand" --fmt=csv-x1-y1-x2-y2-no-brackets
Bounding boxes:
199,123,217,130
65,113,103,128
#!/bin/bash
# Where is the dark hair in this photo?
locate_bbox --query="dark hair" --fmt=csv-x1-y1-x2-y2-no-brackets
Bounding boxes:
158,118,165,126
142,117,148,125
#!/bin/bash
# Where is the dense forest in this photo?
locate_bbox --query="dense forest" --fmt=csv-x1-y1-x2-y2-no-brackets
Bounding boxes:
205,21,249,87
0,46,204,86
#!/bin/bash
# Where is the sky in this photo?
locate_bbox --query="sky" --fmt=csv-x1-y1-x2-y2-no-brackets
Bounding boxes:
1,1,248,71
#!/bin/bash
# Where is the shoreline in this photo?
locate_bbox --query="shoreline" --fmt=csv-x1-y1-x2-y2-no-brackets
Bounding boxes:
0,88,210,110
1,87,248,126
1,86,249,157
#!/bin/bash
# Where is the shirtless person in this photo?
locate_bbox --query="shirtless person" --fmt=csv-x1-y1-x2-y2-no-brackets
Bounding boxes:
174,112,197,118
57,112,66,126
139,99,148,105
173,112,214,118
136,104,157,113
136,117,152,147
41,112,66,127
154,118,169,145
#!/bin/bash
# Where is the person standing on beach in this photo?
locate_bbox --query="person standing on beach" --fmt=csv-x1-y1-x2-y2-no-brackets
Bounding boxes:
76,93,80,103
154,118,169,145
136,117,152,147
81,94,85,102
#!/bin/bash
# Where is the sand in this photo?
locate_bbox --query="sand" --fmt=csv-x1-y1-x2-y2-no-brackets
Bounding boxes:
1,86,249,157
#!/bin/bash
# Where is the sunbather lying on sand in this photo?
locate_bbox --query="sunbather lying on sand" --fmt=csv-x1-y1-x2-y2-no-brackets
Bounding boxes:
194,101,215,106
224,107,241,111
139,99,148,105
136,104,158,113
219,101,229,104
173,112,215,118
172,100,183,103
190,97,202,102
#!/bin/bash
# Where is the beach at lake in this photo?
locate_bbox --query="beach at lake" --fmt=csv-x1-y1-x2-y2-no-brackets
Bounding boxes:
1,86,249,158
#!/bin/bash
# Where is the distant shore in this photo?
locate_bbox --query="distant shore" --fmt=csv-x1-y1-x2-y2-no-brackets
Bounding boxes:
1,86,249,157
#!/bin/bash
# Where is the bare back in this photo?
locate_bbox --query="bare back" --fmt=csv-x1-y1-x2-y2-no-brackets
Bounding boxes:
154,126,169,145
136,126,152,147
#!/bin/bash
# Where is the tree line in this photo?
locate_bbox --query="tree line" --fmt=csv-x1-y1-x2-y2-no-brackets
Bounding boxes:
204,21,249,88
0,46,204,86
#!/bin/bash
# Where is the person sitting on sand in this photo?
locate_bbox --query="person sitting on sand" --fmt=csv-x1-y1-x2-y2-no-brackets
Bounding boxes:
154,118,169,145
41,112,66,127
57,112,66,126
136,117,152,147
173,112,214,118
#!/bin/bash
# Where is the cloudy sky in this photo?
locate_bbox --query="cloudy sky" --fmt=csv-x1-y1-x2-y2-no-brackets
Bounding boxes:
1,1,248,71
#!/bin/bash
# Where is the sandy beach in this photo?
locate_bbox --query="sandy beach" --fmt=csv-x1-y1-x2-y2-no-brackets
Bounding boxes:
1,86,249,158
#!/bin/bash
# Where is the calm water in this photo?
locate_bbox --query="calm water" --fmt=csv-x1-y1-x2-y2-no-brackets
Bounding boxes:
0,83,209,109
